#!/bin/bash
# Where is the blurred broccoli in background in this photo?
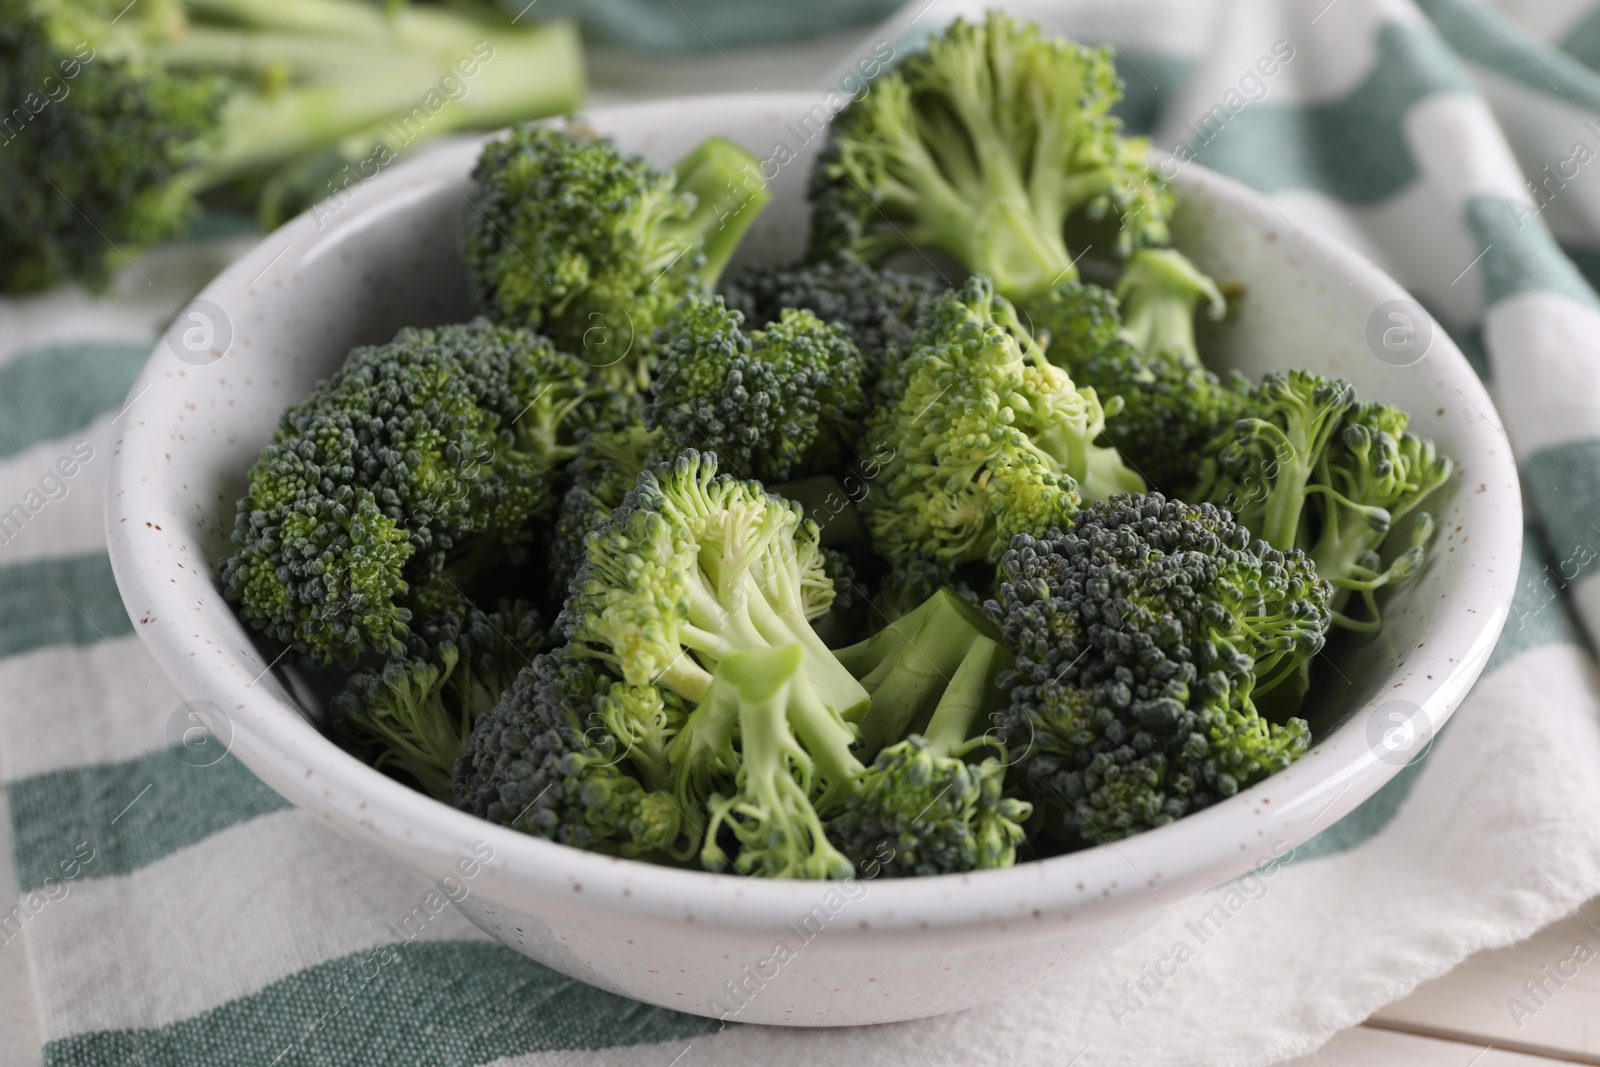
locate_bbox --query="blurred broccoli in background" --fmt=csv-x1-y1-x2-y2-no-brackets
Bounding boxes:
0,0,583,291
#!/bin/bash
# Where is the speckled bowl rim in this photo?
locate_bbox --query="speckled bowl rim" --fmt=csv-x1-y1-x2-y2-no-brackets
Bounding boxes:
106,93,1519,935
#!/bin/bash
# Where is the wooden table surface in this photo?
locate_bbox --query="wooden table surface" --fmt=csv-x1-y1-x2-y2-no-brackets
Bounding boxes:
2,29,1590,1067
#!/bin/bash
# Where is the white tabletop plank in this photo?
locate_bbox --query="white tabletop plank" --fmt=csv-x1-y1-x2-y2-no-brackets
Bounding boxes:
1371,897,1600,1062
1283,1026,1558,1065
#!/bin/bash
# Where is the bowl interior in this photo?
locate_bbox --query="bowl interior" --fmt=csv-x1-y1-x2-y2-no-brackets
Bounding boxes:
107,92,1519,930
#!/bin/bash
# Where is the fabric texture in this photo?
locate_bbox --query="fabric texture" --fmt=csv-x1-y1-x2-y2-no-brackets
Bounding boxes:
5,0,1600,1064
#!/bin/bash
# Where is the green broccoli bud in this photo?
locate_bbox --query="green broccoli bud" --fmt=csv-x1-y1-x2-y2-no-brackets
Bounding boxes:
561,449,870,719
865,276,1143,581
648,295,866,483
453,647,689,859
464,125,770,391
1191,373,1452,629
987,493,1328,846
334,599,547,801
220,318,599,665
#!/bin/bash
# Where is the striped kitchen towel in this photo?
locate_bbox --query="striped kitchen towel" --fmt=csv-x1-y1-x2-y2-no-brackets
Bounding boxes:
6,0,1600,1064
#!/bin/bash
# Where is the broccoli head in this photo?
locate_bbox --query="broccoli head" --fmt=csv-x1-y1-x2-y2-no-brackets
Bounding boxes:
864,276,1143,583
647,295,866,483
986,493,1329,845
561,448,870,717
1191,371,1453,629
464,125,770,391
219,318,602,665
1024,272,1247,492
721,260,943,385
806,11,1171,302
453,646,689,858
333,599,547,801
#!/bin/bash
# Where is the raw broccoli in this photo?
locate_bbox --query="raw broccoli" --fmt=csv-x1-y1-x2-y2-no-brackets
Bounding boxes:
834,587,1005,759
452,646,690,858
671,632,1030,879
721,260,942,384
986,493,1330,846
549,419,659,596
1190,371,1453,629
1024,264,1246,492
0,0,582,291
647,295,865,483
560,448,870,717
334,599,546,800
805,11,1171,303
827,626,1031,877
219,318,602,665
864,276,1143,586
464,125,770,391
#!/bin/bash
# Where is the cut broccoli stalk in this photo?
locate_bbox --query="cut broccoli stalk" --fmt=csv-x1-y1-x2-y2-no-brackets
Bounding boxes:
668,137,772,288
836,588,1006,759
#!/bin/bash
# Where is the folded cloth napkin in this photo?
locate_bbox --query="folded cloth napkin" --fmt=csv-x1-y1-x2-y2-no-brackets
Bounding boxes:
5,0,1600,1064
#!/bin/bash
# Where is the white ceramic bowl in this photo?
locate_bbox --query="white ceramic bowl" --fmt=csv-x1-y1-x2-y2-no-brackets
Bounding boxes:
105,93,1520,1026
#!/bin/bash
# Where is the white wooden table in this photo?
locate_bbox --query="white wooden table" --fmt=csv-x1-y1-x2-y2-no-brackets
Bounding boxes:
0,30,1589,1067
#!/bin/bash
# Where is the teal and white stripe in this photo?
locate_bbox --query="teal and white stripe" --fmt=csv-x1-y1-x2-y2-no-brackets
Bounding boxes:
9,1,1600,1064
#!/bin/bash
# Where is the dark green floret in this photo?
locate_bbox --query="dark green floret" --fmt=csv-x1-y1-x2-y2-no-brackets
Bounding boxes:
464,125,770,391
452,645,690,858
986,493,1329,846
549,418,659,596
721,260,943,385
648,295,866,483
806,11,1171,302
1190,370,1452,629
0,0,582,291
219,318,603,665
334,599,546,801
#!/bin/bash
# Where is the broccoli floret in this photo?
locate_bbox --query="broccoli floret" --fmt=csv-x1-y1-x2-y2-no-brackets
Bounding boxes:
219,318,601,665
453,646,689,858
676,644,863,878
871,557,984,624
550,419,659,596
561,448,870,717
1025,269,1246,492
0,0,581,291
986,493,1329,846
647,296,866,483
1190,371,1453,629
805,11,1171,303
864,276,1143,584
671,625,1030,880
333,599,547,800
827,625,1030,877
464,126,770,391
721,260,943,385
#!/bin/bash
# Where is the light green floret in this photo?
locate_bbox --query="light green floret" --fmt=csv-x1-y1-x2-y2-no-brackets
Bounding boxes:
865,275,1143,585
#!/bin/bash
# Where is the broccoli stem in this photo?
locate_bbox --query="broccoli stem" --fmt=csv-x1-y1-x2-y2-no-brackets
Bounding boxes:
921,635,1009,758
702,645,855,878
173,19,581,189
664,138,772,288
1114,248,1226,366
837,589,1003,760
